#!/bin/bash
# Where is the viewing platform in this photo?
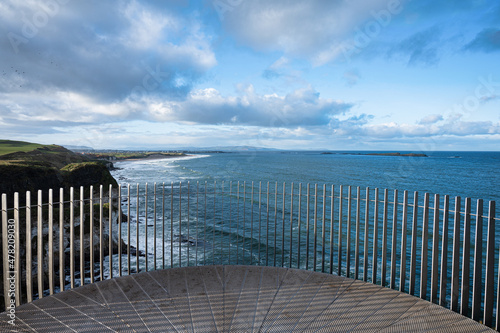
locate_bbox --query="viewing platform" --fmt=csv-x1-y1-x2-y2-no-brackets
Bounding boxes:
1,265,494,332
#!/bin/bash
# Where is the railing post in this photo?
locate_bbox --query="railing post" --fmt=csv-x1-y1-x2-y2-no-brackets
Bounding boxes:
472,199,483,322
420,193,430,300
321,184,326,273
59,188,64,291
49,189,54,294
1,193,10,309
70,187,75,289
390,189,398,290
431,194,440,303
354,187,360,280
26,191,32,302
99,185,104,281
439,195,450,307
37,190,44,298
409,191,418,296
346,186,352,278
79,186,84,287
460,198,472,316
109,184,113,278
484,201,495,327
14,192,21,305
313,184,318,271
363,187,369,282
338,185,343,276
381,188,388,286
372,188,379,284
90,186,94,283
451,196,461,312
329,185,334,275
399,190,408,292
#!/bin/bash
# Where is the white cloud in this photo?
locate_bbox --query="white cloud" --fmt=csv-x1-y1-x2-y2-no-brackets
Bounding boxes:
220,0,404,65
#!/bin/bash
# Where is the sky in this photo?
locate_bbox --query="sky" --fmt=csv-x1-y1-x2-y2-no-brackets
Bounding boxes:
0,0,499,151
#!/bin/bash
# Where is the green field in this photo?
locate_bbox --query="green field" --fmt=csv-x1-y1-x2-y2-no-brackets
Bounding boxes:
0,140,47,156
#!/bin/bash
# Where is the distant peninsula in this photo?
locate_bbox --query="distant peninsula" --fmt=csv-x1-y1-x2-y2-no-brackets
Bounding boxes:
321,152,428,157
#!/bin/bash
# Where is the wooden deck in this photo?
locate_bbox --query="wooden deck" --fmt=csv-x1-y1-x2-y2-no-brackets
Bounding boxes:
0,266,494,332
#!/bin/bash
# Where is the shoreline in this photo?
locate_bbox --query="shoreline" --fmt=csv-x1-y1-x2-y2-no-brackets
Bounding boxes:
117,153,194,162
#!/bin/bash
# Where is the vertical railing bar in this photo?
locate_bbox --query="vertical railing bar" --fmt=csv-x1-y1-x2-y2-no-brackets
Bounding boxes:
26,191,32,302
313,184,318,271
171,182,174,268
338,185,344,276
390,189,398,290
451,196,461,312
48,189,54,295
128,184,132,273
229,181,232,265
118,185,122,276
213,181,216,266
136,184,140,273
79,187,84,287
372,188,379,284
180,182,183,268
14,192,21,304
483,201,495,327
162,183,165,270
203,181,207,266
399,190,408,292
381,189,388,287
321,184,326,273
282,182,286,267
298,183,302,269
346,186,352,278
251,182,255,265
273,182,277,267
59,189,64,291
237,181,240,265
363,187,370,282
196,182,199,265
431,194,440,303
90,187,94,283
1,194,9,307
153,183,157,271
258,182,262,265
69,187,74,290
420,193,430,300
266,182,270,266
306,183,310,270
109,184,113,279
439,195,450,306
188,181,191,267
329,185,335,275
290,183,295,269
460,198,472,316
38,190,44,296
354,187,360,280
409,191,418,296
237,181,241,265
220,181,223,265
144,183,148,272
472,199,483,322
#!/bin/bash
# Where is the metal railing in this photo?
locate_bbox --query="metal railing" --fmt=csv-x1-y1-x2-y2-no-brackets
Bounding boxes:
1,181,498,329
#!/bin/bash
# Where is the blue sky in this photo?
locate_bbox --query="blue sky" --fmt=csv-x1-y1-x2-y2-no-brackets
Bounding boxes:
0,0,499,150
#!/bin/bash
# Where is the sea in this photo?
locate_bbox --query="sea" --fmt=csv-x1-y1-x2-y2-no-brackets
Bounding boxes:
111,151,500,203
104,150,499,304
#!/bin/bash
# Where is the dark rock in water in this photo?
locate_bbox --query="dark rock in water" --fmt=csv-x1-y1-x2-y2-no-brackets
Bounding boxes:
174,234,198,246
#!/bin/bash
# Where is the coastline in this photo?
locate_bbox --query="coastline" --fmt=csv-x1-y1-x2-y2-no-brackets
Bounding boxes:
118,153,194,162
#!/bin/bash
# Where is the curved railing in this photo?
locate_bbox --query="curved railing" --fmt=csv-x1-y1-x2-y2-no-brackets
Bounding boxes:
1,182,498,329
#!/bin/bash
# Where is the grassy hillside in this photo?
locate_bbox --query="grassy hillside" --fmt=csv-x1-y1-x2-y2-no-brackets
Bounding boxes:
0,139,47,156
0,140,117,199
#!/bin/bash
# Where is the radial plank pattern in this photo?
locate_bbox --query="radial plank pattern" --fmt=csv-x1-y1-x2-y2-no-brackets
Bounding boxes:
0,266,494,332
